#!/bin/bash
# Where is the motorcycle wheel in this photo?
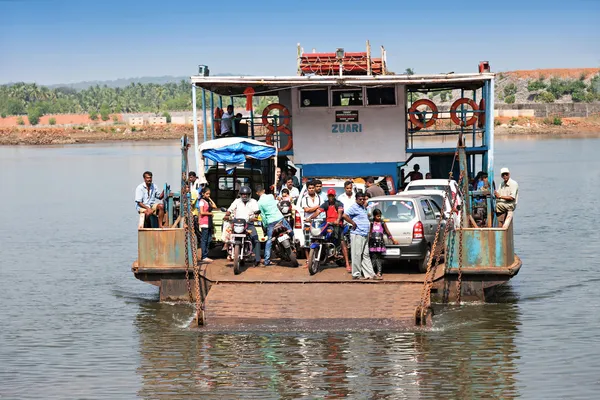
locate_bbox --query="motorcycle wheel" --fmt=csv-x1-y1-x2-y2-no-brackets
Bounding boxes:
308,247,320,275
233,243,242,275
287,247,298,268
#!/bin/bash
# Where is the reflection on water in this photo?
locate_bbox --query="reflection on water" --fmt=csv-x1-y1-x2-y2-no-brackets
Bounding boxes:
2,138,600,399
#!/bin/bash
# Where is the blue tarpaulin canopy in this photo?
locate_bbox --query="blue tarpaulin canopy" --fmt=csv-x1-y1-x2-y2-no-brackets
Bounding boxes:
197,137,277,184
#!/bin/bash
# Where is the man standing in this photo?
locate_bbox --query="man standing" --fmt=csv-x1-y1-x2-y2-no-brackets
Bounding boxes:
225,186,261,265
337,180,355,209
343,192,378,280
220,105,235,136
188,171,201,192
300,181,322,258
279,177,299,200
135,171,165,228
494,167,519,226
257,185,292,266
306,188,351,272
365,177,385,198
314,180,323,196
406,164,424,181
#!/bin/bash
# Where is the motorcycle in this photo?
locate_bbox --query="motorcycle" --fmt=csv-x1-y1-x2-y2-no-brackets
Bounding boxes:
269,219,298,267
226,211,259,275
306,218,350,275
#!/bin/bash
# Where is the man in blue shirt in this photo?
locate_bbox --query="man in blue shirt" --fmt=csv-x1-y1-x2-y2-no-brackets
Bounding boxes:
135,171,165,228
257,185,292,266
343,191,377,280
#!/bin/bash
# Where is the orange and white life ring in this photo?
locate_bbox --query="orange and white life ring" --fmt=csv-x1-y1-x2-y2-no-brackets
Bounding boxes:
266,126,293,152
408,99,438,129
262,103,291,133
450,98,479,127
477,98,486,128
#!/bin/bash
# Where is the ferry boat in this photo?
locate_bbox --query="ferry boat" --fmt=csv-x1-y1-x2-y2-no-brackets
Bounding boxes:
132,42,522,328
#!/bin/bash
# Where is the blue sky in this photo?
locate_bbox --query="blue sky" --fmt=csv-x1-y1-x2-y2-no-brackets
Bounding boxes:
1,0,599,84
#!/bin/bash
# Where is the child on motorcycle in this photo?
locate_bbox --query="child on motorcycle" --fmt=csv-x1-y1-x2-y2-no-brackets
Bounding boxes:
369,208,397,279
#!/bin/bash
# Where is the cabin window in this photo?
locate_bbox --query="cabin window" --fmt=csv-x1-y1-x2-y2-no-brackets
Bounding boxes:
332,88,363,107
367,87,396,106
300,89,328,107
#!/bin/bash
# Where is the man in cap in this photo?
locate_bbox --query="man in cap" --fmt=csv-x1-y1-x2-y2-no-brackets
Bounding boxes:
494,167,518,226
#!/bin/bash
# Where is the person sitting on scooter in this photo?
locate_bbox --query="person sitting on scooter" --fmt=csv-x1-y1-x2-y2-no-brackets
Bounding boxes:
305,188,351,272
224,186,261,264
256,185,293,266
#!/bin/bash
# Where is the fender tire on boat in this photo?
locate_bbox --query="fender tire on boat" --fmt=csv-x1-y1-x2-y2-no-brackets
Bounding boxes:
408,99,438,129
477,98,486,129
450,98,479,127
262,103,291,134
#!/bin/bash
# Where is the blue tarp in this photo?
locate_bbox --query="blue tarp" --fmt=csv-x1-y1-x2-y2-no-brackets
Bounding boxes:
202,141,276,165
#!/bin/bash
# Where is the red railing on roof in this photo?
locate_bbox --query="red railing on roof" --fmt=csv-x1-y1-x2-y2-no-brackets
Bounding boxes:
299,52,384,76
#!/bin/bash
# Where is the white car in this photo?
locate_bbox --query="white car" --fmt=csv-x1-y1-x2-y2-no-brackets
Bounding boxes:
401,189,460,228
404,179,463,227
292,179,365,248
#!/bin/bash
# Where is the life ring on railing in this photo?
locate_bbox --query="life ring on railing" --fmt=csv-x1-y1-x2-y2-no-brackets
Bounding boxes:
214,107,224,135
266,126,293,152
450,98,479,127
408,99,438,129
262,103,291,133
477,98,486,128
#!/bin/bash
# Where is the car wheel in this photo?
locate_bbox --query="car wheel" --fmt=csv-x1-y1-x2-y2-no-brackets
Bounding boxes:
418,246,431,273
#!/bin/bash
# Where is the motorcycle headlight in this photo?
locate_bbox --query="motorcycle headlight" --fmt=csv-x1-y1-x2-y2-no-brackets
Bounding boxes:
282,206,289,214
233,224,245,234
310,227,322,237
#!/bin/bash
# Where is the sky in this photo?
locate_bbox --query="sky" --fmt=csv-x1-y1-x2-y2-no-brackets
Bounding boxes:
1,0,599,85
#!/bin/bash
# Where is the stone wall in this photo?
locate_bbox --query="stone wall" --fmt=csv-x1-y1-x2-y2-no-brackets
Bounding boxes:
496,103,600,117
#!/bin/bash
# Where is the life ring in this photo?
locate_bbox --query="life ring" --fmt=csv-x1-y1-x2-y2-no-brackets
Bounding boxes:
262,103,291,134
450,98,479,127
408,99,438,129
266,126,293,152
477,98,486,128
214,107,224,135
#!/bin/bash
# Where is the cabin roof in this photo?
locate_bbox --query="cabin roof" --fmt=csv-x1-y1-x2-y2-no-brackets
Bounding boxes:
190,73,494,96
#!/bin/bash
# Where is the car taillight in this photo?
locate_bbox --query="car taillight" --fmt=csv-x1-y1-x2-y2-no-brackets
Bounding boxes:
413,221,424,239
294,211,302,229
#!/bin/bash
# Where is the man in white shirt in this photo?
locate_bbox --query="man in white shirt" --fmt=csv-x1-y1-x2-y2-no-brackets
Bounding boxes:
280,177,300,200
300,181,321,260
225,186,261,264
494,167,519,226
337,180,355,209
189,171,201,192
220,105,234,136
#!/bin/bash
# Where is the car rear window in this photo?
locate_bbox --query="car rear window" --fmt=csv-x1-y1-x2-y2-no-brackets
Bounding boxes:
406,185,448,191
367,199,416,222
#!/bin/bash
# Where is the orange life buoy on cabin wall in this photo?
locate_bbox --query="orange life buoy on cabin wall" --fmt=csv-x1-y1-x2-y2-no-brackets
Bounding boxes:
214,107,224,135
477,98,486,128
261,103,291,133
450,98,479,127
266,126,293,152
408,99,439,129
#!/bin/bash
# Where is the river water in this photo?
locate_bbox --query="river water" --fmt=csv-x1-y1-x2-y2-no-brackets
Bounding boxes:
1,137,600,399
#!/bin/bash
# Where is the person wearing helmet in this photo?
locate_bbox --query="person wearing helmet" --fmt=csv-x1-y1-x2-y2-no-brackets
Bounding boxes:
305,188,350,272
224,185,261,264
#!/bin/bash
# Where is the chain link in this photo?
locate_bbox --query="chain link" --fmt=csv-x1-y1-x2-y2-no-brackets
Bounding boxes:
181,184,194,303
457,168,469,305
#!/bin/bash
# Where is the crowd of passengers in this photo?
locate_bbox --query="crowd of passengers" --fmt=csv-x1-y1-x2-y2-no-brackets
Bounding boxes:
134,163,518,279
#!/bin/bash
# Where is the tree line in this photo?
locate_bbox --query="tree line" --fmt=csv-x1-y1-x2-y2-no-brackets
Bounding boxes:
0,81,276,123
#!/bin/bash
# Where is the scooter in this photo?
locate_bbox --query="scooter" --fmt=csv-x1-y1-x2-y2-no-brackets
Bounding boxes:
306,218,350,275
269,219,298,267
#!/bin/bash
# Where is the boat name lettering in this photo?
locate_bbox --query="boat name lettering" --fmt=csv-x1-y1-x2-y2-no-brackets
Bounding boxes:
331,123,362,133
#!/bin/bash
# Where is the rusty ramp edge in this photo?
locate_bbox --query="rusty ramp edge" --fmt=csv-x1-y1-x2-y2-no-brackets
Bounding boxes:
200,282,424,330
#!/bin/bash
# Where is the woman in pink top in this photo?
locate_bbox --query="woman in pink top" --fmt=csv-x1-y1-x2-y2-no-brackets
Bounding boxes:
198,187,215,262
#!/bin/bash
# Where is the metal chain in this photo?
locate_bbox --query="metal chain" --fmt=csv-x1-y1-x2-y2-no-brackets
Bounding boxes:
415,151,459,325
185,197,203,325
456,170,468,304
181,184,194,303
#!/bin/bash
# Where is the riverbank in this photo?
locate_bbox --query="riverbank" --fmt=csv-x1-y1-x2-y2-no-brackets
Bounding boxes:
1,116,600,145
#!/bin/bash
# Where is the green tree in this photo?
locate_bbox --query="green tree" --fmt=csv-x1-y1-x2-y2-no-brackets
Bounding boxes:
162,111,172,123
100,104,110,121
1,112,5,118
17,116,24,125
49,117,56,125
537,91,555,103
89,111,98,121
503,83,517,97
527,79,547,92
27,107,42,125
504,94,516,104
405,68,415,75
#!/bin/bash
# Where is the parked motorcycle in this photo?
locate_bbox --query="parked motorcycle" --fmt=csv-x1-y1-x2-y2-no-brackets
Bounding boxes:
226,211,259,275
306,218,349,275
278,199,293,228
269,219,298,267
